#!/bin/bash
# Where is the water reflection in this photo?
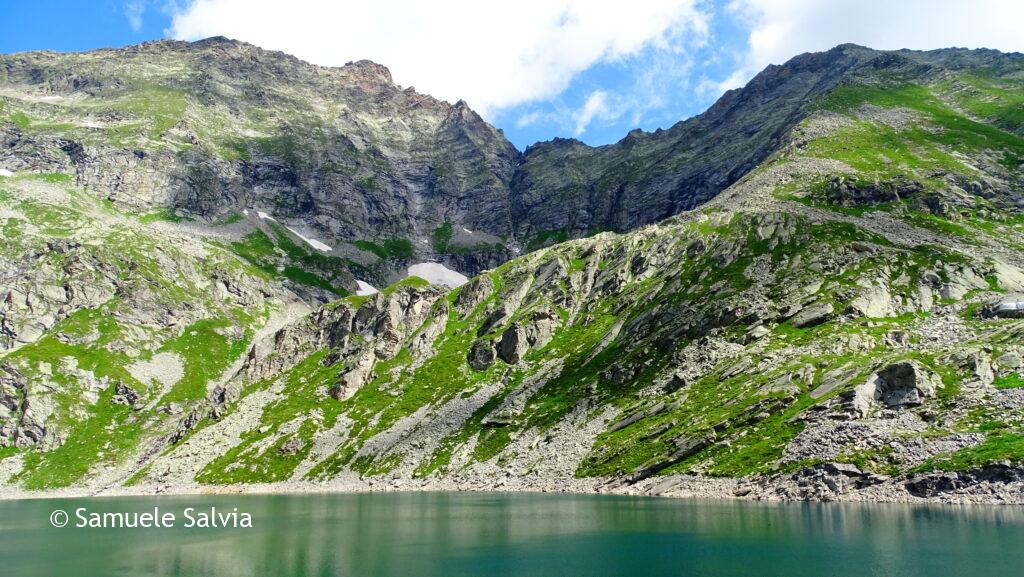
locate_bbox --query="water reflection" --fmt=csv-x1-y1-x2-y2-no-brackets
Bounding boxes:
1,492,1023,577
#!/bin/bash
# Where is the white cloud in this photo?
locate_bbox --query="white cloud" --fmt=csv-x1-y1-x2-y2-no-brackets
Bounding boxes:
125,1,146,32
516,111,543,129
573,90,613,135
718,0,1024,93
167,0,709,116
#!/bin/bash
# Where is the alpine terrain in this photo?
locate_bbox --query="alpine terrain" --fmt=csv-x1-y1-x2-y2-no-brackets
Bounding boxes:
1,39,1024,503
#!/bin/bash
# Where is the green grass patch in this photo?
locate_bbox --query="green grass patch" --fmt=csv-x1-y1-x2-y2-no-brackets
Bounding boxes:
157,318,251,404
354,238,415,260
913,433,1024,472
139,208,189,224
10,111,31,129
382,238,414,259
526,229,569,251
354,240,387,259
432,222,454,252
994,373,1024,389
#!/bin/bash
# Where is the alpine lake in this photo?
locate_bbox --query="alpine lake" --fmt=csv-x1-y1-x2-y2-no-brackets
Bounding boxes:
1,491,1022,576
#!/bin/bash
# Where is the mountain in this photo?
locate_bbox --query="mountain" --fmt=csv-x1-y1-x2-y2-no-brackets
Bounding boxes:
1,41,1024,502
0,37,521,288
10,40,1017,289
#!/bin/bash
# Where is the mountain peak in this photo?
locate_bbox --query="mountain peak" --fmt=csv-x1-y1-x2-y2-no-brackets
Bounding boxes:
342,59,394,84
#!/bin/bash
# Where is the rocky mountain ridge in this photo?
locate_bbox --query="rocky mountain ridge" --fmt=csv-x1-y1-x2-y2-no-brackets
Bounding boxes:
1,37,520,287
7,39,1019,292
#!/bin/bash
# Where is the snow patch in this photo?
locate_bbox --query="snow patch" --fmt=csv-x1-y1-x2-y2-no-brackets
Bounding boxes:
39,95,63,101
285,225,332,252
407,262,469,288
462,227,473,234
254,210,330,252
356,280,379,296
0,169,12,177
242,209,249,216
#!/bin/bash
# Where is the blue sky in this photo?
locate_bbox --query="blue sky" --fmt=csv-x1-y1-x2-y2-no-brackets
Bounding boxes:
493,13,751,149
3,1,1022,150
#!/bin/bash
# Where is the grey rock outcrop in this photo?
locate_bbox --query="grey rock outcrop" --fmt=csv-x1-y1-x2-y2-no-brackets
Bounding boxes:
905,464,1024,498
986,295,1024,318
111,382,140,408
468,340,496,371
842,361,939,418
766,463,884,501
497,324,528,365
790,301,835,328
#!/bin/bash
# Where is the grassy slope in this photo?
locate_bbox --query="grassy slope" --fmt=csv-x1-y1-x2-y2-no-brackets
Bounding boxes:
185,69,1024,483
0,174,270,488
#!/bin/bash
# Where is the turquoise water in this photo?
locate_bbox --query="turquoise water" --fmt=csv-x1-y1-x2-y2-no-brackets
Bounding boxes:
1,492,1023,576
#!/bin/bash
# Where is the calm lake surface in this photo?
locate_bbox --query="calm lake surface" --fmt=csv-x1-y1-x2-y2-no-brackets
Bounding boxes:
1,491,1023,577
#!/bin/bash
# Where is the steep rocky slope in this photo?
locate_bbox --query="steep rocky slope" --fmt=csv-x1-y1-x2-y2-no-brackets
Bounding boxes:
510,44,1024,242
0,37,520,285
1,42,1024,502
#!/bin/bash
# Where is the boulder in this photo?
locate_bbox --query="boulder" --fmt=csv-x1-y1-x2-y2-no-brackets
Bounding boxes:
467,339,496,371
524,307,560,349
775,463,884,500
848,285,894,318
884,330,911,347
497,324,528,364
818,174,922,207
111,382,141,408
841,361,938,418
989,298,1024,319
905,463,1024,498
277,436,304,456
744,324,770,343
331,350,376,400
790,301,834,328
876,361,937,407
996,352,1022,371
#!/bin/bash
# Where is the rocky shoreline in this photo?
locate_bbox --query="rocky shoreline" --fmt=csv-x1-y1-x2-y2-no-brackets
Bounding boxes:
3,464,1023,505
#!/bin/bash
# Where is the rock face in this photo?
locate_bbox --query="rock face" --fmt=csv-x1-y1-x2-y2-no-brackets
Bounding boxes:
986,296,1024,318
497,324,528,364
508,44,1024,243
790,301,835,328
0,38,520,280
816,175,924,207
766,463,884,501
110,382,140,408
